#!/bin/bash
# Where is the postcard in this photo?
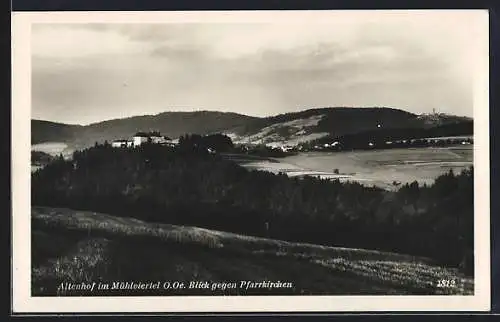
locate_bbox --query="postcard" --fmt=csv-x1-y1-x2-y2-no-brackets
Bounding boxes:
11,9,491,313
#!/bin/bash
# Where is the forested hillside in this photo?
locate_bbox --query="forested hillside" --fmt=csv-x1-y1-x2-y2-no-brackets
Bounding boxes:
31,120,82,145
307,120,473,150
32,111,259,149
31,107,472,150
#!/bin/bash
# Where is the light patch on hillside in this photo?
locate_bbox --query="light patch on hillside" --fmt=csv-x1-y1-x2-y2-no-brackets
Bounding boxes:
229,114,328,146
31,142,73,159
280,114,325,128
267,132,330,147
32,142,68,155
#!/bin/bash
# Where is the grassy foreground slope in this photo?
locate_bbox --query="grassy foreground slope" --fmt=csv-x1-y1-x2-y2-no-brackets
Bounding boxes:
32,207,473,296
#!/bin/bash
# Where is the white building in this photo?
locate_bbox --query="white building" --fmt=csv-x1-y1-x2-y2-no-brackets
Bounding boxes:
132,132,175,147
132,132,151,147
150,135,171,145
111,139,132,148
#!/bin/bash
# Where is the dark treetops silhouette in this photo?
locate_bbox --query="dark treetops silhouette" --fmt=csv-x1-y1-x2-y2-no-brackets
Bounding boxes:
31,150,54,166
32,135,474,276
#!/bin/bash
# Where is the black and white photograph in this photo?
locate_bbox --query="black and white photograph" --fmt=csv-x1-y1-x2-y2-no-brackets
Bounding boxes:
12,10,490,312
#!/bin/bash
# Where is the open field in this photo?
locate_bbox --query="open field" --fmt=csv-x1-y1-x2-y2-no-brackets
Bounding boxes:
31,142,71,156
240,146,473,190
32,206,473,296
31,142,75,172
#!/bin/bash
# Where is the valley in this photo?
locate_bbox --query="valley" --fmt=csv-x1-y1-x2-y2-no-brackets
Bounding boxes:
239,146,473,190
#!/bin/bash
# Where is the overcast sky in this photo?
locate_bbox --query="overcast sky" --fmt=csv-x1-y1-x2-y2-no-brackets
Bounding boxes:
31,11,484,125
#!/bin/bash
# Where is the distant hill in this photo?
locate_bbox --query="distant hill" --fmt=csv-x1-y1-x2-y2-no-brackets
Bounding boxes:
31,120,82,145
226,107,471,146
31,108,472,150
32,111,259,150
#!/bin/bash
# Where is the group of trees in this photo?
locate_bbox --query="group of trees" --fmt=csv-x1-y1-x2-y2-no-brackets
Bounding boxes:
177,133,294,158
31,151,54,166
177,133,234,153
32,143,474,275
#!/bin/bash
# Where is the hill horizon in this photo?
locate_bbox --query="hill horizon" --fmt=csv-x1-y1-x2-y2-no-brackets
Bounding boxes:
32,106,472,127
31,106,473,151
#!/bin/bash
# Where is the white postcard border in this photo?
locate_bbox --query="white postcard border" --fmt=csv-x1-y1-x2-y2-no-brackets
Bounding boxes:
11,10,491,313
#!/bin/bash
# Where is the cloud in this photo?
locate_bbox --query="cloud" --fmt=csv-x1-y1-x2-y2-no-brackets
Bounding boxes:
31,12,482,124
32,24,153,59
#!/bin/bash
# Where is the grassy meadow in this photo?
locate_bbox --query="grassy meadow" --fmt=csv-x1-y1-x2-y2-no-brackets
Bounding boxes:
32,207,473,296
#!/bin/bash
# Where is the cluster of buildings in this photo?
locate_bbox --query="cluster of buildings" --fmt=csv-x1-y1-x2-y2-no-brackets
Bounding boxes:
111,131,177,148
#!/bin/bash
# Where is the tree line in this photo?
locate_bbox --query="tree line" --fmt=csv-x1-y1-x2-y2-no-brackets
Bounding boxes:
31,139,474,275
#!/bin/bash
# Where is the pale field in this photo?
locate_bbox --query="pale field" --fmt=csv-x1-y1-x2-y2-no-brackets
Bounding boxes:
31,142,73,158
31,142,74,172
241,146,473,190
